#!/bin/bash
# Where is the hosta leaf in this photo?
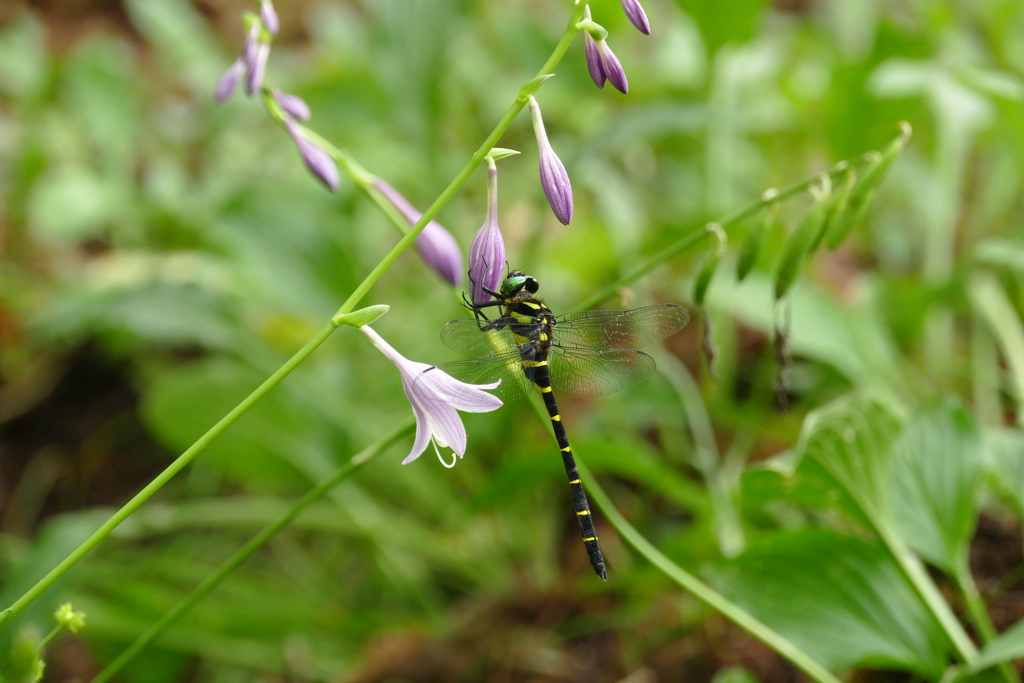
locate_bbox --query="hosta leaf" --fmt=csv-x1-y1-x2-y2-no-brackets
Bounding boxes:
988,428,1024,522
708,530,950,677
888,398,987,574
790,395,903,520
968,618,1024,673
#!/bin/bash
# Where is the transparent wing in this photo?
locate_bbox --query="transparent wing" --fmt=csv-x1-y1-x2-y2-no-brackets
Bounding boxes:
440,317,537,357
553,304,690,350
435,349,534,403
549,345,657,397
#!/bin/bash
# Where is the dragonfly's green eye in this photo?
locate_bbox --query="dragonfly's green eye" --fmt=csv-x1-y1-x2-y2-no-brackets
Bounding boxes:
501,272,539,296
501,275,526,295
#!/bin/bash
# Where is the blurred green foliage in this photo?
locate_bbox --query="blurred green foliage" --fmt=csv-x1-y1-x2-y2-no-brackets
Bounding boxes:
1,0,1024,681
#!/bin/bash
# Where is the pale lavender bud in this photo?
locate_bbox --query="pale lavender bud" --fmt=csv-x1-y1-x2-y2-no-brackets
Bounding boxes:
245,40,269,95
285,120,339,191
242,23,259,68
584,31,606,88
467,163,506,304
529,97,572,225
417,222,464,288
260,0,280,36
215,59,245,102
597,39,628,94
272,89,310,120
373,179,464,287
620,0,651,35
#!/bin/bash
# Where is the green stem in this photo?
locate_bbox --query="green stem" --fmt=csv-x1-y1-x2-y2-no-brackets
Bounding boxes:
37,623,63,651
571,139,896,312
331,3,586,321
0,321,338,630
874,523,979,663
0,1,587,630
955,561,1020,683
577,460,842,683
90,420,414,683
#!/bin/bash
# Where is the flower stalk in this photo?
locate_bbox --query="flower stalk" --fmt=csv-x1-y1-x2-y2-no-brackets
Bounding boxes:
0,0,589,629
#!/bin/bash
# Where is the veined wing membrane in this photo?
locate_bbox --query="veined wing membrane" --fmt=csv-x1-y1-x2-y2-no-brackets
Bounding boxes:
435,349,534,403
441,317,532,357
549,345,657,397
553,304,690,350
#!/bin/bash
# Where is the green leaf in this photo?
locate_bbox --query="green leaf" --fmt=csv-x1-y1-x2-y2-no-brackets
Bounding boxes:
774,183,830,300
888,398,986,574
788,395,903,519
0,13,47,99
333,305,390,328
27,165,118,244
123,0,224,95
516,74,555,102
821,166,856,251
693,249,720,306
969,618,1024,673
735,208,771,283
142,358,328,487
708,530,950,677
973,237,1024,276
987,428,1024,522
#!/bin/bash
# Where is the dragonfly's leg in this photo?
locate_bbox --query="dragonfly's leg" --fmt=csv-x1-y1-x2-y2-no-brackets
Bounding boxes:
479,314,512,333
461,291,492,322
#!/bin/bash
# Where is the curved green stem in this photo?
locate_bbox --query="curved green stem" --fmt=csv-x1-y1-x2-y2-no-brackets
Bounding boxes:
577,460,843,683
0,321,337,630
0,1,587,630
955,560,1020,683
90,420,414,683
330,3,586,321
571,132,903,312
873,522,978,663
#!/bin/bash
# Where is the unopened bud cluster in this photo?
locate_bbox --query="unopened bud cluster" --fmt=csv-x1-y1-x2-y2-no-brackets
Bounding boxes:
216,1,339,190
213,1,664,291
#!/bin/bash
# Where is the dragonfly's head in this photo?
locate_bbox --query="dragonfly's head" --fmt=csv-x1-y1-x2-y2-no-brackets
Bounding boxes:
501,271,539,297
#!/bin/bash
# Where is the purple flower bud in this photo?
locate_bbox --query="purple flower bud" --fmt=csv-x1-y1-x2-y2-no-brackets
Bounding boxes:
373,179,464,287
416,222,464,288
529,98,572,225
285,120,339,191
467,163,506,305
245,40,269,95
584,31,606,88
597,39,628,94
583,30,629,94
215,59,245,102
260,0,280,36
272,89,310,120
620,0,651,35
242,23,259,67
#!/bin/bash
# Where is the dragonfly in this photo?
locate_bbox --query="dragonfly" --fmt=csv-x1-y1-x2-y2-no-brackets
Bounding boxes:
434,270,689,580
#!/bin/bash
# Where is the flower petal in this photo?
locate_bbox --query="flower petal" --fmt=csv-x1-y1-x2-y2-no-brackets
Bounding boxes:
584,31,607,88
620,0,651,35
422,394,468,456
599,40,629,94
402,393,433,464
467,164,506,304
422,369,502,412
260,0,280,36
215,59,244,102
272,89,311,120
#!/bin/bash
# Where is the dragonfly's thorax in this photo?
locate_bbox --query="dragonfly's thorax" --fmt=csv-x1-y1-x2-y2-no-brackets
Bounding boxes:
502,293,555,354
